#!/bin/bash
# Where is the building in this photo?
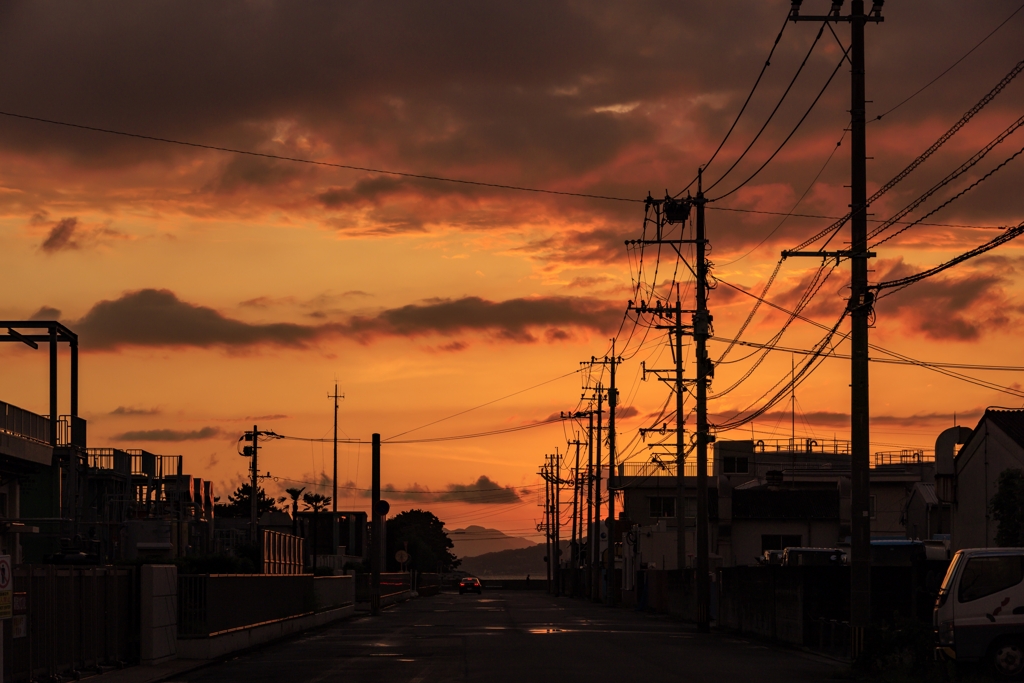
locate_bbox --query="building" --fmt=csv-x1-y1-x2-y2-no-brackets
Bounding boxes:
945,409,1024,550
619,436,940,569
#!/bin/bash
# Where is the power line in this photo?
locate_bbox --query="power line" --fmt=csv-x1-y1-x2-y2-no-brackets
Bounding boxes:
691,16,791,189
710,43,849,202
0,109,643,204
706,22,827,193
871,139,1024,248
384,368,582,441
791,58,1024,252
709,335,1024,372
869,2,1024,123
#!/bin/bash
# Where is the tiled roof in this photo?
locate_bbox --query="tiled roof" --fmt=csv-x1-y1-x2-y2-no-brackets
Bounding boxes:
986,409,1024,451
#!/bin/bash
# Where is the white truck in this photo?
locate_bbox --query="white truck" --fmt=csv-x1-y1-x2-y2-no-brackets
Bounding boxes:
935,548,1024,678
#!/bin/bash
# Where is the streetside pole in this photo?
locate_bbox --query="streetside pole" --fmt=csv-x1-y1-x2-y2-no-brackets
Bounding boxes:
849,0,872,655
675,298,687,575
695,171,711,633
784,2,882,657
571,438,581,596
546,458,553,594
554,449,561,597
49,325,57,447
606,342,618,606
250,424,259,543
330,383,342,513
592,387,604,602
586,411,594,598
371,433,381,615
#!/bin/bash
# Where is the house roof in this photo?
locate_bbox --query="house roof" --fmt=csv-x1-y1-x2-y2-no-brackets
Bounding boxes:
986,409,1024,451
911,482,938,506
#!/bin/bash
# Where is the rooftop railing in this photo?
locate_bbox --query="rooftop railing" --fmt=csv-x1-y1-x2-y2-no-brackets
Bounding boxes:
0,399,50,444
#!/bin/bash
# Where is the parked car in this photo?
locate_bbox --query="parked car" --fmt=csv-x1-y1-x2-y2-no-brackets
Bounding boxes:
780,547,846,567
935,548,1024,679
459,576,483,594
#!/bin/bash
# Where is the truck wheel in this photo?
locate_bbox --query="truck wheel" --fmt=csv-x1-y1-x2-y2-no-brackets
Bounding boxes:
990,637,1024,679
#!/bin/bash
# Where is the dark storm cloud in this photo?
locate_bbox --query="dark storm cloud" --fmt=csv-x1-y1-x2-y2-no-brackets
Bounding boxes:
40,217,80,252
381,476,522,505
74,289,324,349
30,305,62,320
110,405,161,416
346,295,622,342
113,426,222,441
71,289,621,349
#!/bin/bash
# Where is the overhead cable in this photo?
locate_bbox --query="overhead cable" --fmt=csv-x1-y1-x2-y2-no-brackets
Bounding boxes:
711,44,849,202
705,22,827,193
790,58,1024,251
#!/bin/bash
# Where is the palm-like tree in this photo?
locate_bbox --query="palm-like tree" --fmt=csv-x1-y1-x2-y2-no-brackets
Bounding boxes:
285,487,305,536
303,492,332,571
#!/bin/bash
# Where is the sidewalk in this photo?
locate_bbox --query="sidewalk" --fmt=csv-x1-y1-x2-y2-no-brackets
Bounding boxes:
79,659,211,683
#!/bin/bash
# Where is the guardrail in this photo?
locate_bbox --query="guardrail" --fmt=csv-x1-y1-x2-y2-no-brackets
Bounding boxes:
354,573,411,602
0,399,50,444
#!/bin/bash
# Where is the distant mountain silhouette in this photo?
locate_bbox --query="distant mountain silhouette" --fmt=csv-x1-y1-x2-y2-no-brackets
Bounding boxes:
447,525,537,558
459,540,571,578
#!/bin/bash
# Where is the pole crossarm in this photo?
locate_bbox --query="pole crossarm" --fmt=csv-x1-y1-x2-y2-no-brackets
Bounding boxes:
782,250,875,258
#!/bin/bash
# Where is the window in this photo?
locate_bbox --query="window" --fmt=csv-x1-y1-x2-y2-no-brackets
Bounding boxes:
649,496,675,518
958,556,1024,603
723,456,750,474
761,534,802,553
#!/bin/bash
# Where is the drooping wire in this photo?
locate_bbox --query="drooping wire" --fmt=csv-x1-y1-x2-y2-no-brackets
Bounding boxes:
869,2,1024,123
705,22,828,194
710,43,849,202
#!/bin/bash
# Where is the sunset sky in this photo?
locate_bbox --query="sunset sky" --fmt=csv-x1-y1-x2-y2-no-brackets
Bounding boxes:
2,1,1022,542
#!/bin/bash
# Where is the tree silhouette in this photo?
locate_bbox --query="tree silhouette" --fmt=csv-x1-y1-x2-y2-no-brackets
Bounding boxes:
303,492,332,570
214,483,282,518
285,487,305,536
386,509,460,573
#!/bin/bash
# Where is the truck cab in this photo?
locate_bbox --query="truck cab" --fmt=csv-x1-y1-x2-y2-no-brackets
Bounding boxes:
935,548,1024,678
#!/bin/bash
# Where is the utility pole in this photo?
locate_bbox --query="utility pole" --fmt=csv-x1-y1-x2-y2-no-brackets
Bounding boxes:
329,383,344,513
542,458,552,594
370,433,381,615
783,0,883,657
628,196,697,585
587,348,621,605
694,172,711,634
250,423,259,542
605,344,620,606
554,449,561,597
570,436,582,597
586,411,594,597
593,386,603,601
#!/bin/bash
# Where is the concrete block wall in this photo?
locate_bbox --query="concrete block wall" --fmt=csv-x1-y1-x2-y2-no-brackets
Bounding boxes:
140,564,177,665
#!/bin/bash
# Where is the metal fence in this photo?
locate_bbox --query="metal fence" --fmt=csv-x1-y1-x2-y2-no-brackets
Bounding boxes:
0,400,49,444
262,529,304,574
10,565,137,682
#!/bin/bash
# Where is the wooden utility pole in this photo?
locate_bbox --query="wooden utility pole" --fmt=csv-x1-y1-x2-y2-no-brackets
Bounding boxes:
592,386,603,602
570,437,583,596
694,173,711,634
329,383,344,513
370,433,381,615
604,345,620,605
250,424,259,542
783,0,883,656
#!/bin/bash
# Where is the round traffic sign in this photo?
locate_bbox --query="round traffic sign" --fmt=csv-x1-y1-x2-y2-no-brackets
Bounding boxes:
395,550,410,563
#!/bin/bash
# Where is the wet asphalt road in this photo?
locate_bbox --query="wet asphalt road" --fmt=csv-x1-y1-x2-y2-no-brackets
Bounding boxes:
176,590,842,683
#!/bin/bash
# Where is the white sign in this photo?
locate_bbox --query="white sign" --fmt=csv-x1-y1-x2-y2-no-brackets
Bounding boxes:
0,555,10,591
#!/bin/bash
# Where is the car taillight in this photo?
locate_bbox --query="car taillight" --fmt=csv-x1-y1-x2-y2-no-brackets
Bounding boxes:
938,620,955,646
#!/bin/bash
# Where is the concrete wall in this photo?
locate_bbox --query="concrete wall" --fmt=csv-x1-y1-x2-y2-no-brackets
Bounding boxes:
140,565,177,665
953,420,1024,550
730,519,839,566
